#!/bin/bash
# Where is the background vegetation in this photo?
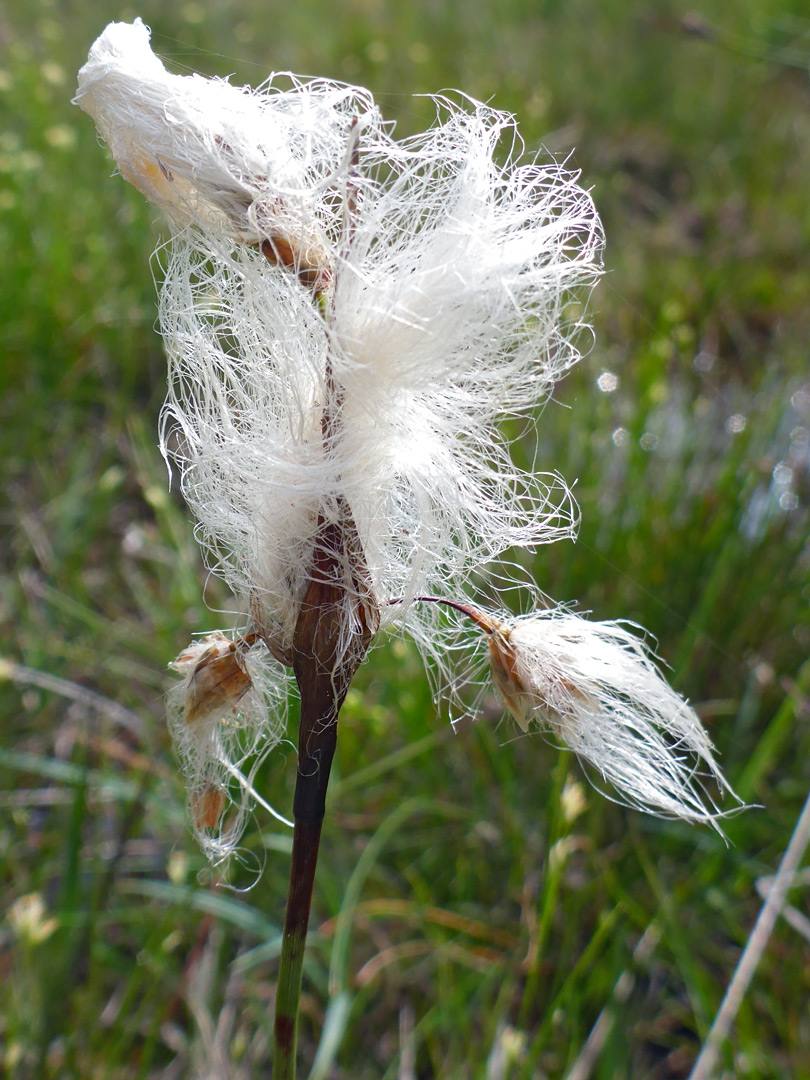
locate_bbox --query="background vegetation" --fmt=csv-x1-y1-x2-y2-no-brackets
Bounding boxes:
2,0,809,1076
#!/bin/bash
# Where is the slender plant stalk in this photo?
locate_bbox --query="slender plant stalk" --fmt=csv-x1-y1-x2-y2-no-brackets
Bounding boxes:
272,727,336,1080
271,529,345,1079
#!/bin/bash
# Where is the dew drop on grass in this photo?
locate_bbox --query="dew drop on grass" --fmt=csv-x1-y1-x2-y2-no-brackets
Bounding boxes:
639,432,657,451
772,462,792,486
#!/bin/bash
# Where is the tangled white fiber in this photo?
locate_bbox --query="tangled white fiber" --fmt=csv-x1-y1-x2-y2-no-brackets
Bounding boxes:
76,19,738,861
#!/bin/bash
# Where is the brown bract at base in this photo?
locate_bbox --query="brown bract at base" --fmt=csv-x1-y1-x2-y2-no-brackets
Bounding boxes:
291,499,379,821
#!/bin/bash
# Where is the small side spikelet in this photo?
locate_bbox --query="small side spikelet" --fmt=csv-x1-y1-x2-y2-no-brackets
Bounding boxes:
167,633,290,862
486,609,739,829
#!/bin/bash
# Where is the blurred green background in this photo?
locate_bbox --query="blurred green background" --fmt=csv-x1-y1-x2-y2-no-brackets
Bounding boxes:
2,1,810,1077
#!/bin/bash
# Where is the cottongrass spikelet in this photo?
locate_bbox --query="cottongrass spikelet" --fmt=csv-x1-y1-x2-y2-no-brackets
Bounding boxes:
167,633,290,861
76,19,602,672
328,99,600,642
482,607,738,828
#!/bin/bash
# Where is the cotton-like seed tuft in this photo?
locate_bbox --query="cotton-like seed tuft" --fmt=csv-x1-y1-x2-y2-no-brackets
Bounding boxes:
486,609,739,829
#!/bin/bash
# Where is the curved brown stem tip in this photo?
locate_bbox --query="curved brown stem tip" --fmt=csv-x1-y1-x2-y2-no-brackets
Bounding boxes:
392,595,501,636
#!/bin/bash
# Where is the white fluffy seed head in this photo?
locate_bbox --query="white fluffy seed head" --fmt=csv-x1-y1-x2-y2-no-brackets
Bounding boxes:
77,22,605,853
486,609,739,830
167,633,290,863
75,24,602,653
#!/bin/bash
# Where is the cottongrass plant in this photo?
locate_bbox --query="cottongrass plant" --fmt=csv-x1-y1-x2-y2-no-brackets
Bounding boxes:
76,18,740,1076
